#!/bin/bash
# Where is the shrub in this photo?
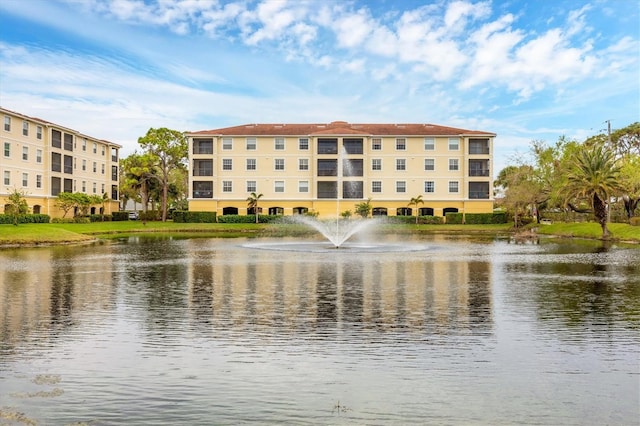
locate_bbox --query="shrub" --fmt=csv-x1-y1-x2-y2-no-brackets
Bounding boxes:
139,210,160,221
217,214,280,223
630,217,640,226
445,213,463,224
173,211,217,223
0,214,50,224
112,211,129,221
89,214,112,222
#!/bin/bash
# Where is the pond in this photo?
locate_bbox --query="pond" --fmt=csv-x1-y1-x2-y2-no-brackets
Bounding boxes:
0,235,638,425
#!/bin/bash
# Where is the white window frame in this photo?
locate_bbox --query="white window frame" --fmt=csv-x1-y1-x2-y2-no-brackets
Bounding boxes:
275,137,285,150
424,158,435,171
246,158,256,170
222,159,233,170
82,160,86,171
22,173,28,187
247,180,257,192
36,174,42,188
371,138,382,150
425,181,435,193
3,170,10,185
448,137,459,151
246,137,256,150
449,159,459,171
449,181,459,193
274,180,285,192
372,159,382,171
222,181,232,192
424,138,435,150
298,138,309,150
299,180,309,193
396,181,406,193
93,182,97,194
222,137,233,150
396,158,406,171
36,126,42,140
3,142,10,157
22,121,29,136
36,149,42,163
299,158,309,171
4,116,11,132
274,158,285,170
372,181,382,193
93,142,97,154
396,138,406,150
22,146,28,161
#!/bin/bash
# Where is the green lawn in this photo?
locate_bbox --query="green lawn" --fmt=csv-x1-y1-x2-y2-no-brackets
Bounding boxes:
1,220,638,246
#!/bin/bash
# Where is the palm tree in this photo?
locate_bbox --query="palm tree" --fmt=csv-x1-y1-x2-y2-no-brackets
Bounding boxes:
246,192,263,224
408,195,424,224
566,145,623,238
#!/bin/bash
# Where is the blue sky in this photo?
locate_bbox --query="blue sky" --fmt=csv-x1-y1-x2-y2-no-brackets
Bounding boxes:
1,0,638,176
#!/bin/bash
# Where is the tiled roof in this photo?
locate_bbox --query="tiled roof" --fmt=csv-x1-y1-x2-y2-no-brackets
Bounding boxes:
189,121,495,137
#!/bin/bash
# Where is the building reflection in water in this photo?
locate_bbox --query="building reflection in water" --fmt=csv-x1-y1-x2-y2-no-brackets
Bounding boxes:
185,242,493,335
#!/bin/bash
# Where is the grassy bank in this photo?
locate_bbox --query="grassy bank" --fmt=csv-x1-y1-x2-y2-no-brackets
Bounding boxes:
0,221,638,247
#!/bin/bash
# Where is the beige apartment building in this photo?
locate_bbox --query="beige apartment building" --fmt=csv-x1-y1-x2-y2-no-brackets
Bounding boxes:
0,107,120,218
187,121,495,218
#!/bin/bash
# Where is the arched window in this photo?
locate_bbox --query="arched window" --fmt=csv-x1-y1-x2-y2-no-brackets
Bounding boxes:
396,207,412,216
293,207,308,215
33,205,41,214
223,207,238,215
372,207,387,216
443,207,459,215
268,207,284,215
419,207,434,216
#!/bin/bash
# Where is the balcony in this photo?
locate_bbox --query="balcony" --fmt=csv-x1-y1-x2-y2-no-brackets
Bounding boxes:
469,159,490,177
469,138,490,155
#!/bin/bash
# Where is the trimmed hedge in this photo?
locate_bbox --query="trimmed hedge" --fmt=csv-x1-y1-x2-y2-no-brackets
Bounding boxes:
631,217,640,226
112,211,129,221
387,215,444,224
139,210,160,221
173,211,217,223
217,214,281,224
445,212,507,224
0,214,51,224
89,214,112,222
445,213,464,224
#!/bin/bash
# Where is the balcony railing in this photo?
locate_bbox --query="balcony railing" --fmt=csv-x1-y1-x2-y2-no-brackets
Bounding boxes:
469,169,490,177
469,191,490,199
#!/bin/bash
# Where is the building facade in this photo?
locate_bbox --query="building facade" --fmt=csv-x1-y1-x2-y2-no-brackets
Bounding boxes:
187,121,495,217
0,107,120,218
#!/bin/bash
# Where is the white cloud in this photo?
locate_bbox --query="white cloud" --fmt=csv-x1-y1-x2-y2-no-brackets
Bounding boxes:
333,9,374,48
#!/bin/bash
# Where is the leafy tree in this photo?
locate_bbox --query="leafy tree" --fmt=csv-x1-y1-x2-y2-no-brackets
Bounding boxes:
619,155,640,219
5,189,29,225
495,165,542,227
121,152,160,214
56,192,78,218
340,210,352,218
408,195,424,224
354,198,372,218
138,128,188,221
566,144,623,238
246,192,263,223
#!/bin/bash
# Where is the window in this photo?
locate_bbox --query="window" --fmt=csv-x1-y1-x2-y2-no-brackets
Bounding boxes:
51,152,62,172
73,180,76,192
343,181,363,198
22,121,29,136
318,138,338,154
424,138,435,150
51,177,61,196
246,159,256,170
372,181,382,193
222,138,232,150
299,158,309,170
193,138,213,154
274,180,284,192
246,137,256,150
372,159,381,170
93,142,97,154
82,139,87,151
193,159,213,176
396,159,406,171
449,159,459,171
63,134,73,151
64,156,73,174
343,138,363,154
101,163,105,174
36,126,42,140
396,138,406,150
448,137,459,150
274,159,285,170
3,116,10,131
3,171,10,185
396,181,406,193
93,162,97,173
317,159,337,176
469,159,490,176
101,184,105,193
299,138,309,150
82,160,86,171
247,180,256,192
3,142,9,157
93,182,97,194
371,138,382,150
275,137,285,150
222,159,232,170
424,181,435,193
317,181,337,198
299,180,309,192
36,149,42,163
449,181,459,193
193,181,213,198
22,146,28,161
469,182,490,199
22,173,28,187
111,166,118,181
36,174,42,188
469,138,489,154
52,130,62,148
82,181,86,192
343,159,363,176
424,158,435,171
222,181,232,192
